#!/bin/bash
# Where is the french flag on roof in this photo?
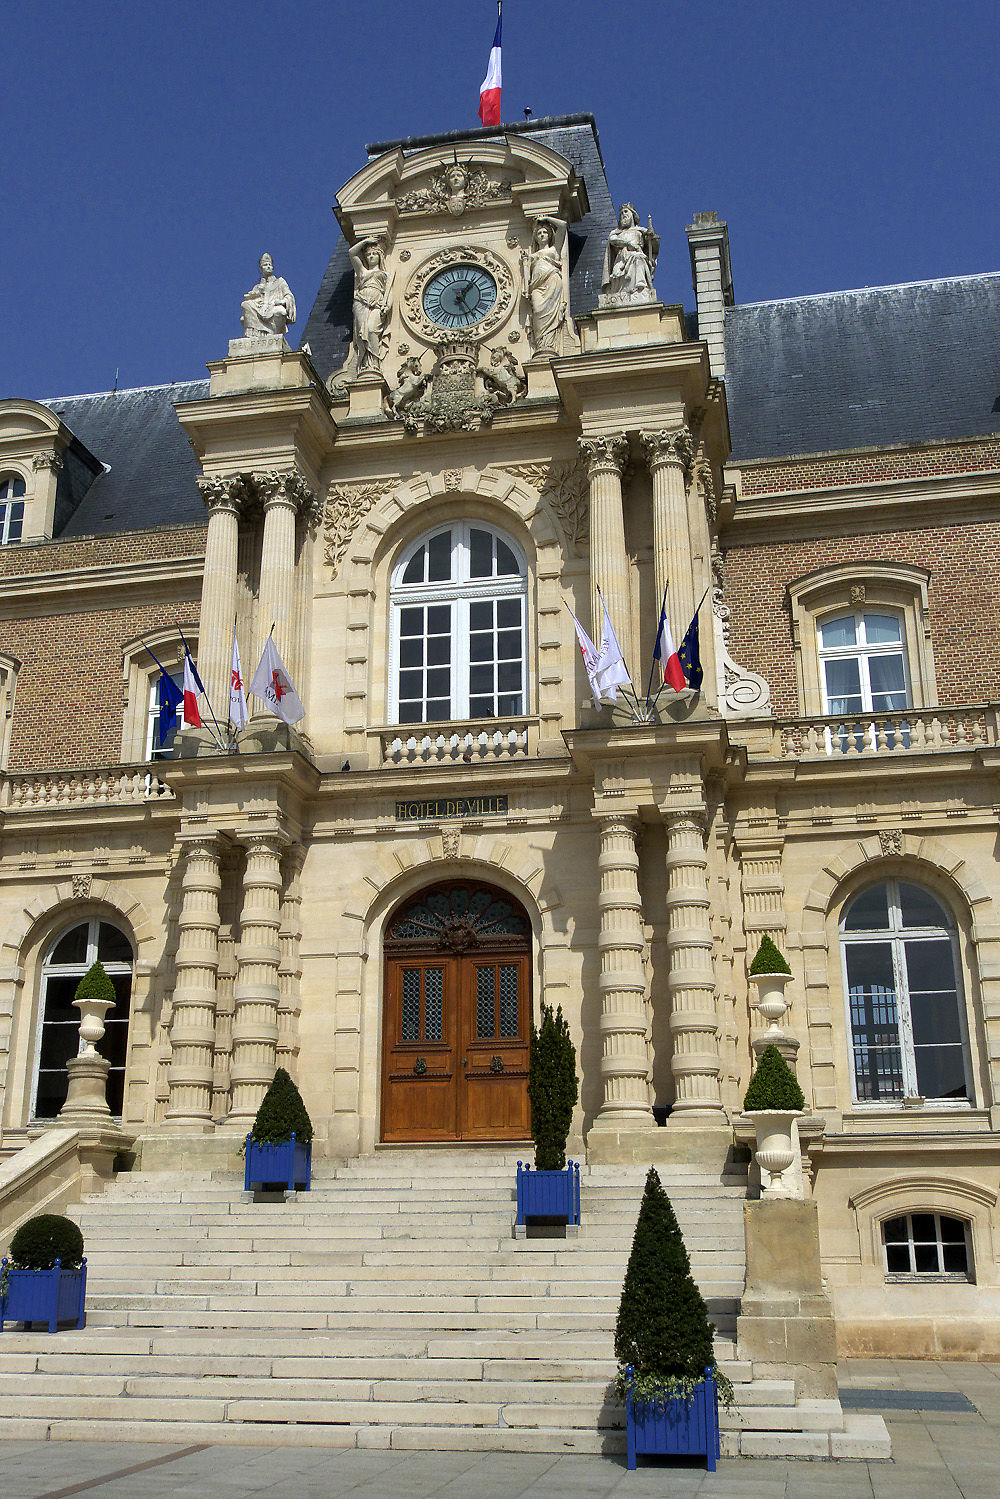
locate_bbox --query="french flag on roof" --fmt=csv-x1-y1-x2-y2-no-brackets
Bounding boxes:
479,6,502,127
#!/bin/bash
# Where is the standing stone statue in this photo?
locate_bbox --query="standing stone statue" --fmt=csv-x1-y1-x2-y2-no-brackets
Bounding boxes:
520,216,568,355
240,253,296,339
350,237,394,376
601,204,659,304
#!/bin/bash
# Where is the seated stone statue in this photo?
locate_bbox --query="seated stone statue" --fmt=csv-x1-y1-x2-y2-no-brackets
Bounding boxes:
241,253,296,339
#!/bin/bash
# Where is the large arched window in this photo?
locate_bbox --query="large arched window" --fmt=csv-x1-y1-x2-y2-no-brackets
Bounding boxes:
33,918,134,1119
840,879,971,1106
389,522,528,725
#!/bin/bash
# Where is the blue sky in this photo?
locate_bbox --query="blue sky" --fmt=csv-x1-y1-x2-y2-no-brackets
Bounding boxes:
5,0,1000,399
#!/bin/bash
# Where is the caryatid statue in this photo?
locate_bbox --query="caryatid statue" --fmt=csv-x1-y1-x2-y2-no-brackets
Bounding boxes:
520,216,568,355
601,203,659,305
350,237,394,376
240,253,296,339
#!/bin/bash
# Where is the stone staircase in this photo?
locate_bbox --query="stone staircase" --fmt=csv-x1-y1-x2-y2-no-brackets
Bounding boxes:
0,1149,889,1458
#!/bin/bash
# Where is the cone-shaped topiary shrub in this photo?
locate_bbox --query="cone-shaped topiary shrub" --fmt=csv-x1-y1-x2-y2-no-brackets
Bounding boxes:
9,1214,84,1270
743,1042,805,1112
528,1002,578,1171
614,1167,732,1407
74,960,116,1006
749,935,791,976
250,1067,313,1146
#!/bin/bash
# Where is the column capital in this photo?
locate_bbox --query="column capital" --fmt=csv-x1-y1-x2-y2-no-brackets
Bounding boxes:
251,470,318,520
197,474,247,516
596,810,640,839
640,426,693,473
177,831,224,860
578,434,629,477
237,828,291,860
663,806,708,837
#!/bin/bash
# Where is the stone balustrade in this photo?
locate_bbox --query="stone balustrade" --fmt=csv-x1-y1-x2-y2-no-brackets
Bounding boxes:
374,718,536,766
772,705,1000,759
2,764,175,810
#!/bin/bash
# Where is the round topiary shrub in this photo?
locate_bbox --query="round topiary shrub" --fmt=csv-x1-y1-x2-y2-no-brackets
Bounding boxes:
251,1067,313,1146
528,1002,578,1171
743,1043,805,1112
614,1167,732,1407
749,935,791,976
9,1214,84,1270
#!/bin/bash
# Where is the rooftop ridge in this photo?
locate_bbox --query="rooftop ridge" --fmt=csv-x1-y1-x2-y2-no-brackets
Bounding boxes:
366,112,602,165
43,378,210,406
733,267,1000,313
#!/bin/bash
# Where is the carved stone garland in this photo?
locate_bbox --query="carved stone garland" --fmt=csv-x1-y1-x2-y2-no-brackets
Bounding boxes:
499,456,589,554
323,480,398,578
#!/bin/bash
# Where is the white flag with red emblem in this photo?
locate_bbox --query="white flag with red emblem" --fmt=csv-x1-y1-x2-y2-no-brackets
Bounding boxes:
229,627,248,731
249,634,304,725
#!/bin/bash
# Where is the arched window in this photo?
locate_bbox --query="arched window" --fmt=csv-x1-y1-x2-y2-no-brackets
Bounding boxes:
840,879,971,1105
33,918,134,1119
390,522,528,725
882,1212,972,1280
0,473,26,545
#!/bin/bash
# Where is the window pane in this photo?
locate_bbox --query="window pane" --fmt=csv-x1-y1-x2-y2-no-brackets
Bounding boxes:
846,941,904,1100
497,965,519,1037
821,616,857,648
469,528,493,577
864,613,902,644
426,635,450,666
470,632,493,662
427,530,452,582
940,1216,967,1243
427,605,451,634
398,702,423,724
868,654,907,711
7,505,23,542
913,1243,940,1273
883,1215,907,1243
885,1243,911,1273
498,693,523,715
470,664,493,694
425,699,450,722
98,924,132,965
398,670,423,700
498,661,521,692
425,668,450,697
476,967,496,1038
943,1242,969,1273
497,598,521,627
41,975,82,1025
899,883,949,929
399,638,421,668
400,607,423,637
824,658,862,700
843,884,890,931
496,539,519,576
424,968,443,1041
401,969,419,1041
914,1044,969,1101
470,601,492,631
50,924,89,966
497,630,521,660
402,547,425,584
911,1213,936,1240
469,696,494,717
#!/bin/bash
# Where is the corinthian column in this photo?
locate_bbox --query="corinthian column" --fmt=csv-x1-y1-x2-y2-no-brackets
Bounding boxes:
593,814,655,1126
227,832,286,1124
580,435,631,659
641,428,694,634
255,472,314,683
664,810,725,1120
196,477,245,720
166,835,222,1125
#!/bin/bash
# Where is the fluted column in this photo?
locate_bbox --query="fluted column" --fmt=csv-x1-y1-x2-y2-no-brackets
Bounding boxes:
227,832,286,1123
276,845,305,1070
196,478,245,719
642,427,694,636
253,472,316,679
593,813,655,1125
166,835,222,1125
580,435,631,657
664,810,726,1119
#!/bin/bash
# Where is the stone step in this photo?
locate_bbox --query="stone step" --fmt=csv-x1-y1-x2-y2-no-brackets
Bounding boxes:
82,1275,743,1300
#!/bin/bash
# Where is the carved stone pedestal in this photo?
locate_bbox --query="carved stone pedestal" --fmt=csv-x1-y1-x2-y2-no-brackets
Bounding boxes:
737,1199,839,1398
349,371,389,419
60,1053,113,1124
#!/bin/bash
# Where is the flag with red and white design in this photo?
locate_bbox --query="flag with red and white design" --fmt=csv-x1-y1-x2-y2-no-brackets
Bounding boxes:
478,6,502,126
182,649,203,726
229,628,248,732
653,604,687,692
249,633,305,725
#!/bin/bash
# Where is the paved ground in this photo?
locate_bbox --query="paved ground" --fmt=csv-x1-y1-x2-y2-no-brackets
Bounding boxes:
2,1361,999,1498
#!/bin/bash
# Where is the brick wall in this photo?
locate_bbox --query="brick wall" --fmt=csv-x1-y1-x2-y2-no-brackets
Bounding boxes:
0,526,206,772
722,520,1000,714
739,438,1000,496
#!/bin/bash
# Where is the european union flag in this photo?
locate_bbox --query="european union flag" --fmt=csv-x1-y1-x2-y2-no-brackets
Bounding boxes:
678,611,703,692
157,669,183,748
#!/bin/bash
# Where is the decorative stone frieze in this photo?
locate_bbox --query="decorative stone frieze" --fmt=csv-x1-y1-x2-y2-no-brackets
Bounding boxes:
385,340,524,433
500,455,589,553
31,451,62,473
395,160,511,216
324,480,399,578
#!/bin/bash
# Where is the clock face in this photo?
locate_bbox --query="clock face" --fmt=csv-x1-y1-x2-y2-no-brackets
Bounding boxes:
422,264,498,329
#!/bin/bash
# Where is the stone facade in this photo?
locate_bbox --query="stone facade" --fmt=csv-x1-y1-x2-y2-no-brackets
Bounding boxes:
2,115,1000,1363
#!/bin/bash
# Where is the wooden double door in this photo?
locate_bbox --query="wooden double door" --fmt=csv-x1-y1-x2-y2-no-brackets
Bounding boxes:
381,881,531,1143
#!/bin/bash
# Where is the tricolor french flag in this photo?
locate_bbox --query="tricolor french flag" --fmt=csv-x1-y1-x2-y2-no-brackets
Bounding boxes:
479,7,502,127
182,648,203,728
653,605,687,693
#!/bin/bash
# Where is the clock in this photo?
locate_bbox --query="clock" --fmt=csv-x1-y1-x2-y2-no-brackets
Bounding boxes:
422,264,498,329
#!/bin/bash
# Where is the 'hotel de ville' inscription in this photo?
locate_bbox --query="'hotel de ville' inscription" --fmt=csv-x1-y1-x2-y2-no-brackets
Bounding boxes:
395,795,508,821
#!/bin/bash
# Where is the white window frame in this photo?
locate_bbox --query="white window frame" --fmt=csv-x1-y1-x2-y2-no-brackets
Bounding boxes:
389,521,528,726
840,878,973,1109
32,917,134,1121
881,1211,974,1282
0,473,26,545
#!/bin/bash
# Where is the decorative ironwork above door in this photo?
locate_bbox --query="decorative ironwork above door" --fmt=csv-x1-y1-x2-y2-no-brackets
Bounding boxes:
385,881,529,954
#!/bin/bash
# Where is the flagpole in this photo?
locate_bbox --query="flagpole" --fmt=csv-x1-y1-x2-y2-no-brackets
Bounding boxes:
595,586,647,722
648,586,711,714
177,626,228,752
644,585,669,711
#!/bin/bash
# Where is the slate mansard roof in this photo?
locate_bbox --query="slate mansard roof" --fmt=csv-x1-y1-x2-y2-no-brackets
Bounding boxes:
300,114,618,384
724,271,1000,462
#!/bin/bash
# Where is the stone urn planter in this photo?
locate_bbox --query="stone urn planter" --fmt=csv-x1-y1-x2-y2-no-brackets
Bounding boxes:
624,1366,719,1471
744,1109,802,1198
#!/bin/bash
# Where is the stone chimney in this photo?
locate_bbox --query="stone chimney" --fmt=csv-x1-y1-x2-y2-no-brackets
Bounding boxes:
686,212,733,379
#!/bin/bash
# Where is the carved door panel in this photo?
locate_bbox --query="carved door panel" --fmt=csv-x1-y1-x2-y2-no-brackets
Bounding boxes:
381,881,531,1144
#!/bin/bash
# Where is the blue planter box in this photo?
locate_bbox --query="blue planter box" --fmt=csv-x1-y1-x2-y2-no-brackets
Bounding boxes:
625,1367,719,1471
0,1259,87,1333
244,1134,311,1192
515,1160,580,1226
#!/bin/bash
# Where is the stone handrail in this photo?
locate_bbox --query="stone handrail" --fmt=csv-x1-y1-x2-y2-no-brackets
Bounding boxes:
372,717,537,767
1,763,175,811
771,705,1000,759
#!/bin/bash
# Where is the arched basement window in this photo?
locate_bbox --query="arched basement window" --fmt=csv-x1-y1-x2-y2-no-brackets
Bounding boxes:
882,1212,972,1280
390,522,528,725
33,918,134,1119
840,879,971,1105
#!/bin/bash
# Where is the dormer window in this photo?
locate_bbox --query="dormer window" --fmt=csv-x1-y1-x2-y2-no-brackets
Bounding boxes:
0,474,26,545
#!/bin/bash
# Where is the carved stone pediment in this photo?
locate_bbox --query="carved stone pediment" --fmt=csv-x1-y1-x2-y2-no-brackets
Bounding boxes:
396,159,511,217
